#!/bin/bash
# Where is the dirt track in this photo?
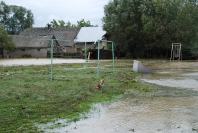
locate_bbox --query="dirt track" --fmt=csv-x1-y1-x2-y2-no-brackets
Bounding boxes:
0,58,85,66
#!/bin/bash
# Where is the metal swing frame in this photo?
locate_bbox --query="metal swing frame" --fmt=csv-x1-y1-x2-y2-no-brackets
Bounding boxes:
170,43,182,61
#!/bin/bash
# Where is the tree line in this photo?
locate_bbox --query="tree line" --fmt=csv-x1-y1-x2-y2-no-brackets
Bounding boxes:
48,19,95,28
103,0,198,59
1,0,198,59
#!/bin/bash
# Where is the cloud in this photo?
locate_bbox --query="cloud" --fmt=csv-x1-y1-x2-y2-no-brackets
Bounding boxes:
4,0,110,27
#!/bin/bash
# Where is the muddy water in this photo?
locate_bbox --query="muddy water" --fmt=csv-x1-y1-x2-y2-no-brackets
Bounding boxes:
40,96,198,133
39,67,198,133
142,71,198,91
142,78,198,90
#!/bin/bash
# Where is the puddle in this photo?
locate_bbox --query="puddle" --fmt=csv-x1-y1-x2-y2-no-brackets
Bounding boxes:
142,79,198,91
39,97,198,133
38,66,198,133
183,72,198,77
142,69,198,91
182,73,198,80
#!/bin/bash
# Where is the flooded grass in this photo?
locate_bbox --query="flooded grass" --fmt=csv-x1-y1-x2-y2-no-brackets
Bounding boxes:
0,60,153,132
1,59,198,132
42,93,198,133
38,60,198,133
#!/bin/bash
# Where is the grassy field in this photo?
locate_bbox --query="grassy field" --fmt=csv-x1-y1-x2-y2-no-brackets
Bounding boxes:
0,60,153,132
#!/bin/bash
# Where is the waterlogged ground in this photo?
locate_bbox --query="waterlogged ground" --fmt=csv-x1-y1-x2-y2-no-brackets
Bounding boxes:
39,95,198,133
39,61,198,133
142,72,198,91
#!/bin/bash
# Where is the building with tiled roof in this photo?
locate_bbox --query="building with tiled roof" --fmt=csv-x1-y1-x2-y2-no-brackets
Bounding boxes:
4,27,79,58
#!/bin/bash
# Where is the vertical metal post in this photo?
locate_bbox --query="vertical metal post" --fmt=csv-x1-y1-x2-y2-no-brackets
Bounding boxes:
84,42,87,69
172,44,174,61
112,42,115,72
180,44,182,61
170,44,173,61
179,44,182,61
97,40,100,77
50,39,54,81
85,42,87,62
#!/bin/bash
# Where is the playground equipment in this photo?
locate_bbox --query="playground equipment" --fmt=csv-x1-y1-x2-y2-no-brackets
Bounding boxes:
170,43,182,61
96,40,115,77
48,39,116,80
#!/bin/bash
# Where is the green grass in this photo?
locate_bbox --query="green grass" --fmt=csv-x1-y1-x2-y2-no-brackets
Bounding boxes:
0,60,153,132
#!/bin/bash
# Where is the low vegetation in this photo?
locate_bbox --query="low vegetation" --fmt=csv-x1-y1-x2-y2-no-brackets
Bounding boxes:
0,60,153,132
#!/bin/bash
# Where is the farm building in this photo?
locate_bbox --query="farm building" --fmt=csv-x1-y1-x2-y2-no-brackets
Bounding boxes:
74,27,107,50
74,27,113,59
3,27,79,58
4,35,51,58
1,27,112,59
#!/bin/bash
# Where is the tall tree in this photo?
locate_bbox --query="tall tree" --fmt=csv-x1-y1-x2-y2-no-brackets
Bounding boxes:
103,0,145,57
103,0,198,58
0,26,14,57
0,1,34,34
0,1,10,26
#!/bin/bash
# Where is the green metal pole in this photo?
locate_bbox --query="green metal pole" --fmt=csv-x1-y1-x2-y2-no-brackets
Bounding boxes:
50,39,54,81
97,40,100,77
112,42,115,72
84,42,87,68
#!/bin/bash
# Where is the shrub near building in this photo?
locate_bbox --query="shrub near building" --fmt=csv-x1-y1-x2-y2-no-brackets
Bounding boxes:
0,26,14,58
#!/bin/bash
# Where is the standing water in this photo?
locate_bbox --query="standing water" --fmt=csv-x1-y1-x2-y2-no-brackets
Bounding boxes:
39,62,198,133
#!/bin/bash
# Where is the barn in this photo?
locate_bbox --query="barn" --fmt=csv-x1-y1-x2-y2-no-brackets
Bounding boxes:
4,27,79,58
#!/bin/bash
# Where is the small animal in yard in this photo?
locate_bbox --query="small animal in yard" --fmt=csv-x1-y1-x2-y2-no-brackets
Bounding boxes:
96,79,105,90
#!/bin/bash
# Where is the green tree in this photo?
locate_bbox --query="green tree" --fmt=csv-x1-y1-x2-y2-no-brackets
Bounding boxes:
103,0,145,57
48,19,94,29
77,19,93,27
103,0,198,58
58,20,65,27
50,19,59,28
0,1,34,34
0,1,10,26
49,19,76,28
0,26,14,57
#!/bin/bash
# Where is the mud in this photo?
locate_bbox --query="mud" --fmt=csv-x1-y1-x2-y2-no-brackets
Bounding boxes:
39,95,198,133
39,61,198,133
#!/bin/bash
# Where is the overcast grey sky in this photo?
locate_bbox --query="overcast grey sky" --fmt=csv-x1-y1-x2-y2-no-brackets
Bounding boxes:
4,0,110,27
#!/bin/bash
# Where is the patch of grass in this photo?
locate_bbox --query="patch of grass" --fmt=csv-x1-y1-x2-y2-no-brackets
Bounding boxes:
0,60,153,132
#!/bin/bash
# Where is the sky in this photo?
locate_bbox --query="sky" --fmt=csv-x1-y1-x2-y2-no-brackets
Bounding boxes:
4,0,110,27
